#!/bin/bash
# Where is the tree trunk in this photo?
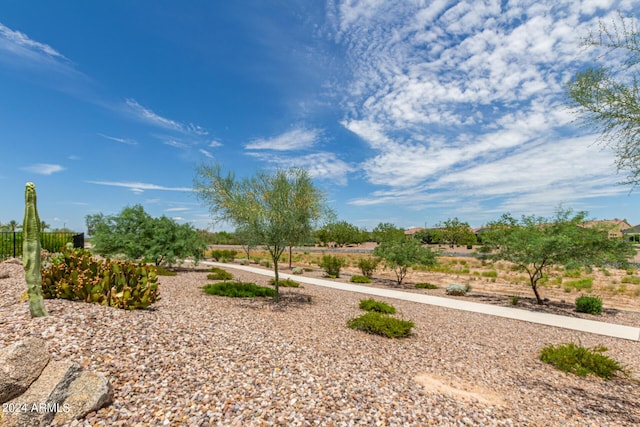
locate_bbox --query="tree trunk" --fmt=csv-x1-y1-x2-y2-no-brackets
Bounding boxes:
273,256,280,303
289,246,292,269
531,281,543,304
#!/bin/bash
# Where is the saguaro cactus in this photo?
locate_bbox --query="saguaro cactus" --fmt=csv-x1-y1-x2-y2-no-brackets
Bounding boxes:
22,182,48,317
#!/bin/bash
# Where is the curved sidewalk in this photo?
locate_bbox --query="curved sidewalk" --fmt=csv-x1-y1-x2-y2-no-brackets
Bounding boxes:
204,262,640,342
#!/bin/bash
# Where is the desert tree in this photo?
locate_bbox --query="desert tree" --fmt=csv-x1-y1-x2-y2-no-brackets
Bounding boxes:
567,12,640,187
194,164,330,302
432,217,477,248
479,208,635,304
373,237,437,287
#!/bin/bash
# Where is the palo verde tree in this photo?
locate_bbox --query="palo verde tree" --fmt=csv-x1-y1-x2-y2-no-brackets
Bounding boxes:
567,12,640,187
194,164,329,302
432,217,477,248
373,235,437,287
479,208,635,304
87,205,206,266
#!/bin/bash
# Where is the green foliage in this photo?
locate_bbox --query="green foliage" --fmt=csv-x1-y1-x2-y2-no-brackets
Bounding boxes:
347,312,414,338
374,238,436,286
481,270,498,278
207,267,233,280
621,275,640,284
155,266,177,276
415,282,438,289
359,298,396,314
291,266,304,275
566,13,640,186
445,283,470,296
87,205,206,266
350,275,372,283
432,217,477,248
478,208,635,304
565,277,594,290
269,277,299,287
509,295,520,305
371,222,405,243
209,249,238,261
575,295,603,315
317,221,367,247
357,257,379,278
539,342,628,380
41,248,159,310
203,281,276,298
259,259,271,268
319,254,346,278
194,164,331,302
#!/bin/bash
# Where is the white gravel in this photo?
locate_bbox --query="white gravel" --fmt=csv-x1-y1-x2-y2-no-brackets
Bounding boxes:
1,259,639,426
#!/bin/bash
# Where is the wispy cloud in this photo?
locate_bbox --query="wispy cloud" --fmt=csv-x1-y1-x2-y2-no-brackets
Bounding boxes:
247,151,353,185
0,22,67,61
123,98,208,136
245,128,321,151
86,180,193,194
327,1,634,218
165,207,189,212
21,164,65,175
97,133,137,145
199,149,214,159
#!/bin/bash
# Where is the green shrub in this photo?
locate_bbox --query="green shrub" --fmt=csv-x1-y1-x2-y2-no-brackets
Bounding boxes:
565,277,593,290
350,275,372,283
481,270,498,278
209,249,238,261
359,298,396,314
539,342,628,380
563,269,582,278
155,265,177,276
291,267,304,275
207,267,233,281
269,278,300,287
319,254,345,278
203,281,276,298
621,276,640,284
259,259,271,268
357,257,379,278
347,312,414,338
41,248,159,310
509,295,519,305
445,283,470,296
415,283,438,289
575,295,603,315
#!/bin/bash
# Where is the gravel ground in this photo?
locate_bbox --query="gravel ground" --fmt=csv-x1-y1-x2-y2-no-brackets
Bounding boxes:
1,260,639,427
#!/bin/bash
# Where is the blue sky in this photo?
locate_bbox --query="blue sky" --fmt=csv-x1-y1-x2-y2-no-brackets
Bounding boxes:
1,0,638,233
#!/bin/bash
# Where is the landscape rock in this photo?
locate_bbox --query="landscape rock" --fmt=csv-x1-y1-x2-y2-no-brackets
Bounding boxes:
54,370,114,424
0,338,50,403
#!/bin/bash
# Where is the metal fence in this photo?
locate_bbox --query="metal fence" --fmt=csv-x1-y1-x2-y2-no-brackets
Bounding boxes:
0,232,84,260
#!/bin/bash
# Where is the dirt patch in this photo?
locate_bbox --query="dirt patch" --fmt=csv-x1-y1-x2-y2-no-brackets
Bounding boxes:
414,373,505,406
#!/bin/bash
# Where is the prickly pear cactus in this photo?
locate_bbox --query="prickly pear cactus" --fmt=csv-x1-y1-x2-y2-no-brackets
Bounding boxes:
22,182,48,317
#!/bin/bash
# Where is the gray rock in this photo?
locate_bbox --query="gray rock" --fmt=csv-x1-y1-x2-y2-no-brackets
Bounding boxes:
0,360,82,427
0,338,50,403
54,371,114,424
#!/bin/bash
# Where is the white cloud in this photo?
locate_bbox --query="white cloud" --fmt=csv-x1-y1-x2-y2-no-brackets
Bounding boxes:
123,99,207,136
0,22,67,60
86,181,193,193
98,133,137,145
247,151,353,185
199,149,214,158
208,139,223,148
245,128,321,151
21,164,65,175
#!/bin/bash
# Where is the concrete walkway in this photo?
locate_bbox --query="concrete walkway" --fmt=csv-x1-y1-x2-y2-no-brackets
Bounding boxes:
202,262,640,342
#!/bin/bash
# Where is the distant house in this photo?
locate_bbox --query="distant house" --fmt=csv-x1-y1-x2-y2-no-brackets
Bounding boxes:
623,224,640,243
404,227,426,236
579,219,633,239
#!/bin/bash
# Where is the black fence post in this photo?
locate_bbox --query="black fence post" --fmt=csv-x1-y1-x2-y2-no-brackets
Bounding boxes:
73,233,85,249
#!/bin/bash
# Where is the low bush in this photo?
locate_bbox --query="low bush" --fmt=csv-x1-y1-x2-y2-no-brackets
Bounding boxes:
415,283,438,289
565,278,593,291
539,342,628,380
41,248,159,310
481,270,498,278
318,254,345,278
259,259,271,268
350,275,372,284
347,312,414,338
269,278,300,287
291,267,304,275
575,295,603,315
203,281,276,298
445,283,470,296
209,249,237,261
359,298,396,314
207,267,233,281
357,257,379,278
621,276,640,284
509,295,520,305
